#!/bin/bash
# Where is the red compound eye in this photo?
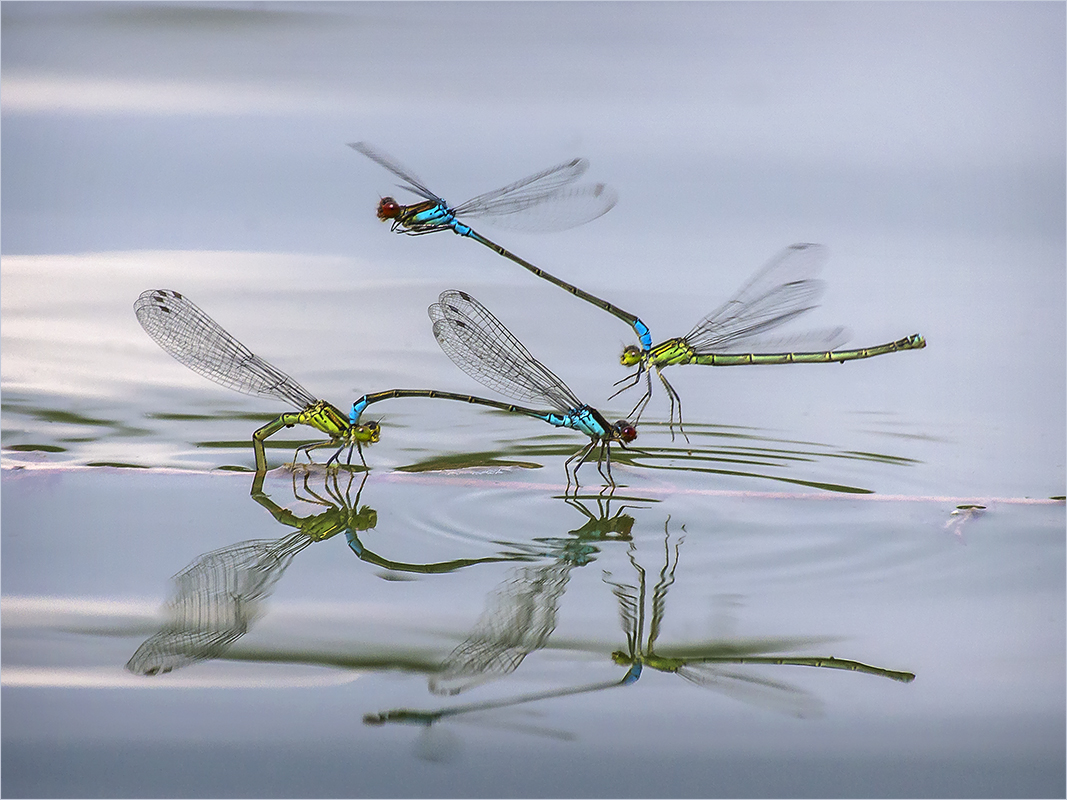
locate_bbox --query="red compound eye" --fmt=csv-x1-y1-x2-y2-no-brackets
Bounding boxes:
615,421,638,443
376,197,401,220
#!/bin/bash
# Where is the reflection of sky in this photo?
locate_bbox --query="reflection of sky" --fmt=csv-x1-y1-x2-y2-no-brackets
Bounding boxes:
4,464,1064,796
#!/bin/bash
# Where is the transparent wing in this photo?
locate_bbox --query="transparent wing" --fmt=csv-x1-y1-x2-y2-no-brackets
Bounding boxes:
428,290,582,414
348,141,442,202
676,663,823,718
455,157,588,213
462,183,619,232
353,142,617,232
716,327,852,354
135,289,318,410
453,159,617,231
684,243,835,354
126,532,312,675
429,561,572,696
603,573,641,656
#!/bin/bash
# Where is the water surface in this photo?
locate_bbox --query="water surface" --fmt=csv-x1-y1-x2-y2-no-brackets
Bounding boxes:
2,3,1064,797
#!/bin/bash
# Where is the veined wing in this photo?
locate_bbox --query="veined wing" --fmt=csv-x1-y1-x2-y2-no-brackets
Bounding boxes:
353,141,616,231
603,572,642,657
135,290,319,410
349,141,442,203
127,531,312,676
684,243,832,354
463,183,619,233
429,290,583,414
454,158,617,231
429,561,572,696
676,663,822,718
456,158,588,212
713,328,852,354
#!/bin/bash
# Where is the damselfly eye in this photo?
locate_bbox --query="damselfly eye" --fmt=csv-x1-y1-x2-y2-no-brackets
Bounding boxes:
614,421,637,442
376,198,401,220
620,345,643,366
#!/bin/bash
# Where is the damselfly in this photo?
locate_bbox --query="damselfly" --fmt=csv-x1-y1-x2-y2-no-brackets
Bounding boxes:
350,142,653,352
614,243,926,433
135,289,380,473
349,290,637,488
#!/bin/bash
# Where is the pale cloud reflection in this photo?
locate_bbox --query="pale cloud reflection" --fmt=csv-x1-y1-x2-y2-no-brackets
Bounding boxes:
2,665,360,689
2,594,375,689
1,75,343,116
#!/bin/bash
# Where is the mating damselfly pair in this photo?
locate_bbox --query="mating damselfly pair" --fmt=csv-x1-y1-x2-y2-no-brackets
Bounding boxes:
350,144,925,433
134,143,925,488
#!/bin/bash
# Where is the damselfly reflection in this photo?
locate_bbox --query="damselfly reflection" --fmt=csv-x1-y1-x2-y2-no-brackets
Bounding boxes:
364,493,642,764
602,519,914,717
127,470,529,676
255,469,529,577
367,513,913,739
428,493,642,696
366,663,637,764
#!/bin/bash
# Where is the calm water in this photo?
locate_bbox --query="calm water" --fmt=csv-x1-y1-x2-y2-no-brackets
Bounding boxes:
2,3,1064,798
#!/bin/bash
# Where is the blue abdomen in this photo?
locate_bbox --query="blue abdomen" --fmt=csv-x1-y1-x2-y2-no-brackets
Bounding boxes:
349,399,368,425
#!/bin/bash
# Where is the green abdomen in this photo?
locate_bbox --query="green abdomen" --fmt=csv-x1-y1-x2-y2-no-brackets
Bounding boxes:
664,333,927,367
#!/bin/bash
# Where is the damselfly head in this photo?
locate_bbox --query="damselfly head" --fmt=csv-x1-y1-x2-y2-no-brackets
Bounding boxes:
376,197,402,221
613,420,638,443
357,421,381,444
353,507,378,531
620,345,644,366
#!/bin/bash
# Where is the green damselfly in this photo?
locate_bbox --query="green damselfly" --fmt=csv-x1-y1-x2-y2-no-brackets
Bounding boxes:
135,289,380,473
614,243,926,433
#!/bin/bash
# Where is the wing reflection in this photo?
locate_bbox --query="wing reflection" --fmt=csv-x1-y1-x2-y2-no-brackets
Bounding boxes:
428,493,639,695
128,469,530,676
368,511,914,739
125,529,314,676
604,518,914,718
